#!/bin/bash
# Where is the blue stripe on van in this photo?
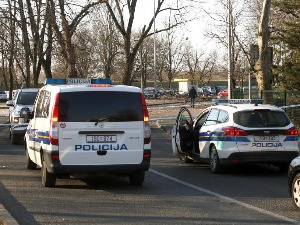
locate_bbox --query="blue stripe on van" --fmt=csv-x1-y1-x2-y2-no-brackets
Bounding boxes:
27,129,50,145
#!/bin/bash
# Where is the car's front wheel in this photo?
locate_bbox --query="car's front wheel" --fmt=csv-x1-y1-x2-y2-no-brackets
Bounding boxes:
292,173,300,209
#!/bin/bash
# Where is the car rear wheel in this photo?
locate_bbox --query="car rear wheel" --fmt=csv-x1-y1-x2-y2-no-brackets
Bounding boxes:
210,145,222,174
41,155,56,187
292,173,300,209
129,172,145,185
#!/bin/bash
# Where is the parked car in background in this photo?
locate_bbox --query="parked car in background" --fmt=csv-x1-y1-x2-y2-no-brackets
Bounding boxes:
0,91,7,102
203,86,217,95
143,87,164,99
218,89,228,98
216,86,227,94
197,87,211,96
143,87,157,99
6,88,39,144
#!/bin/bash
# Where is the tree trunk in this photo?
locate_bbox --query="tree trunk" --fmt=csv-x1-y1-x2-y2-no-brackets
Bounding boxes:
255,0,272,92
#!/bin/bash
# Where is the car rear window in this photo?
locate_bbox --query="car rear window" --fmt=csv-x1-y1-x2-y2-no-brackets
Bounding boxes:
233,110,290,127
58,91,143,122
16,92,38,105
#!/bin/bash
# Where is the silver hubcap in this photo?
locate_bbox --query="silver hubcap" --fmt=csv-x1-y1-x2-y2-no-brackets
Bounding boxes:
293,178,300,208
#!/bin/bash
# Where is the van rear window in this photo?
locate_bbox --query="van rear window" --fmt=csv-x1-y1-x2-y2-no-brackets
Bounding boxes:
234,110,290,127
58,91,143,122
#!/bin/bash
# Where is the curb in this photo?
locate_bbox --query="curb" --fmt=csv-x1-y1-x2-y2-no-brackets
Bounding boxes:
0,204,18,225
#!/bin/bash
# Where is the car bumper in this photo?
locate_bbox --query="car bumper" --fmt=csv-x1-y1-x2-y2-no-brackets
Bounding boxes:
43,149,151,175
11,124,28,136
220,151,299,165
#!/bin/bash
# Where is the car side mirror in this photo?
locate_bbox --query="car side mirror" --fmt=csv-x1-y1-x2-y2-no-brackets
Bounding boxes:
19,107,30,123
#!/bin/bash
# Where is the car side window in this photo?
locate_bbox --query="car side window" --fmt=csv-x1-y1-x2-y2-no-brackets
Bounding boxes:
35,91,50,118
203,109,219,126
35,91,44,118
217,110,229,123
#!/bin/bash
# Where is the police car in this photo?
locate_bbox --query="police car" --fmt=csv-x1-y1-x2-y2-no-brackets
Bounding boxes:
22,78,151,187
172,99,299,173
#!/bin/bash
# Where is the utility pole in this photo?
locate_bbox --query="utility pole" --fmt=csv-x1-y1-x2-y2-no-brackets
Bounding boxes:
153,0,157,96
227,0,233,99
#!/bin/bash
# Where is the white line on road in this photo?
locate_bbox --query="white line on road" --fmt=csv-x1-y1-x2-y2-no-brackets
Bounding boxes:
150,168,299,224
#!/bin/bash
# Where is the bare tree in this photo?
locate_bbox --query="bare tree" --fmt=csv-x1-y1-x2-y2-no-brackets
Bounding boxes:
48,0,107,78
105,0,190,85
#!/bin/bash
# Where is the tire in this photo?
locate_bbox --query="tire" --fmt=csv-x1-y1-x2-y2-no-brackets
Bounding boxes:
291,173,300,209
129,172,145,185
210,145,222,174
10,132,21,145
179,155,193,163
25,143,37,170
41,155,56,187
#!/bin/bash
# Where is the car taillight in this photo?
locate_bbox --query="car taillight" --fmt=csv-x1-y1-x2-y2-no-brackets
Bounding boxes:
284,126,299,136
222,126,248,136
141,93,151,144
50,93,60,145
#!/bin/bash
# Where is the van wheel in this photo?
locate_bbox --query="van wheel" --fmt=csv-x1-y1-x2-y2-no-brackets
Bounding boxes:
129,172,145,185
25,143,37,170
210,145,222,174
41,156,56,187
11,132,20,145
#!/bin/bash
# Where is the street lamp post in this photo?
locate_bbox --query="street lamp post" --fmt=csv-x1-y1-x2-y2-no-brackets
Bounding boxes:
227,0,233,99
153,0,157,96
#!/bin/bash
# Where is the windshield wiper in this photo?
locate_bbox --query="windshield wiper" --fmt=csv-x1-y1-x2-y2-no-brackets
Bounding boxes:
90,118,111,125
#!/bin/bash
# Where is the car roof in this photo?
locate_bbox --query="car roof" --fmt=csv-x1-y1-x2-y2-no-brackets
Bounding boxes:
42,84,141,93
211,103,284,113
17,88,39,92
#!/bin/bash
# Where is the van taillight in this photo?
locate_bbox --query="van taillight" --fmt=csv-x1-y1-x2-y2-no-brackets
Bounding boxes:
50,93,60,145
222,126,248,136
141,93,151,144
284,126,299,136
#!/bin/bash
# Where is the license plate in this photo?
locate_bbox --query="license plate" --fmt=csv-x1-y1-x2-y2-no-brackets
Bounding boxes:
254,135,279,142
86,135,117,143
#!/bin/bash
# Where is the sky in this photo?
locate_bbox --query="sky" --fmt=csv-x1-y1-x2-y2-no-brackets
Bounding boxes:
134,0,214,50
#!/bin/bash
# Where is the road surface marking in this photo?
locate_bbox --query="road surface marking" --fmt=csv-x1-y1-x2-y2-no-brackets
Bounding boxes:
150,168,299,224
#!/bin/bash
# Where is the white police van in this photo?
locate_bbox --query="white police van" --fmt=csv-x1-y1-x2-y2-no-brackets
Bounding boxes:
23,78,151,187
172,99,299,173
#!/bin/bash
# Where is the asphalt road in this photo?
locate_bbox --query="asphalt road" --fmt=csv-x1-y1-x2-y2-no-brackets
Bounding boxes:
0,115,300,224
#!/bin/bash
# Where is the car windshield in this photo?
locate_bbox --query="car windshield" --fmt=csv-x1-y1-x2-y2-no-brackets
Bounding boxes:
16,92,38,105
234,110,290,127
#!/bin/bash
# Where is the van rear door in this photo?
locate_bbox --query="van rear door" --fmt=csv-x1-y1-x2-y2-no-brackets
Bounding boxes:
57,90,144,166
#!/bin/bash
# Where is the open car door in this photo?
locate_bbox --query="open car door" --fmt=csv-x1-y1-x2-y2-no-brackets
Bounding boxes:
172,107,193,156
